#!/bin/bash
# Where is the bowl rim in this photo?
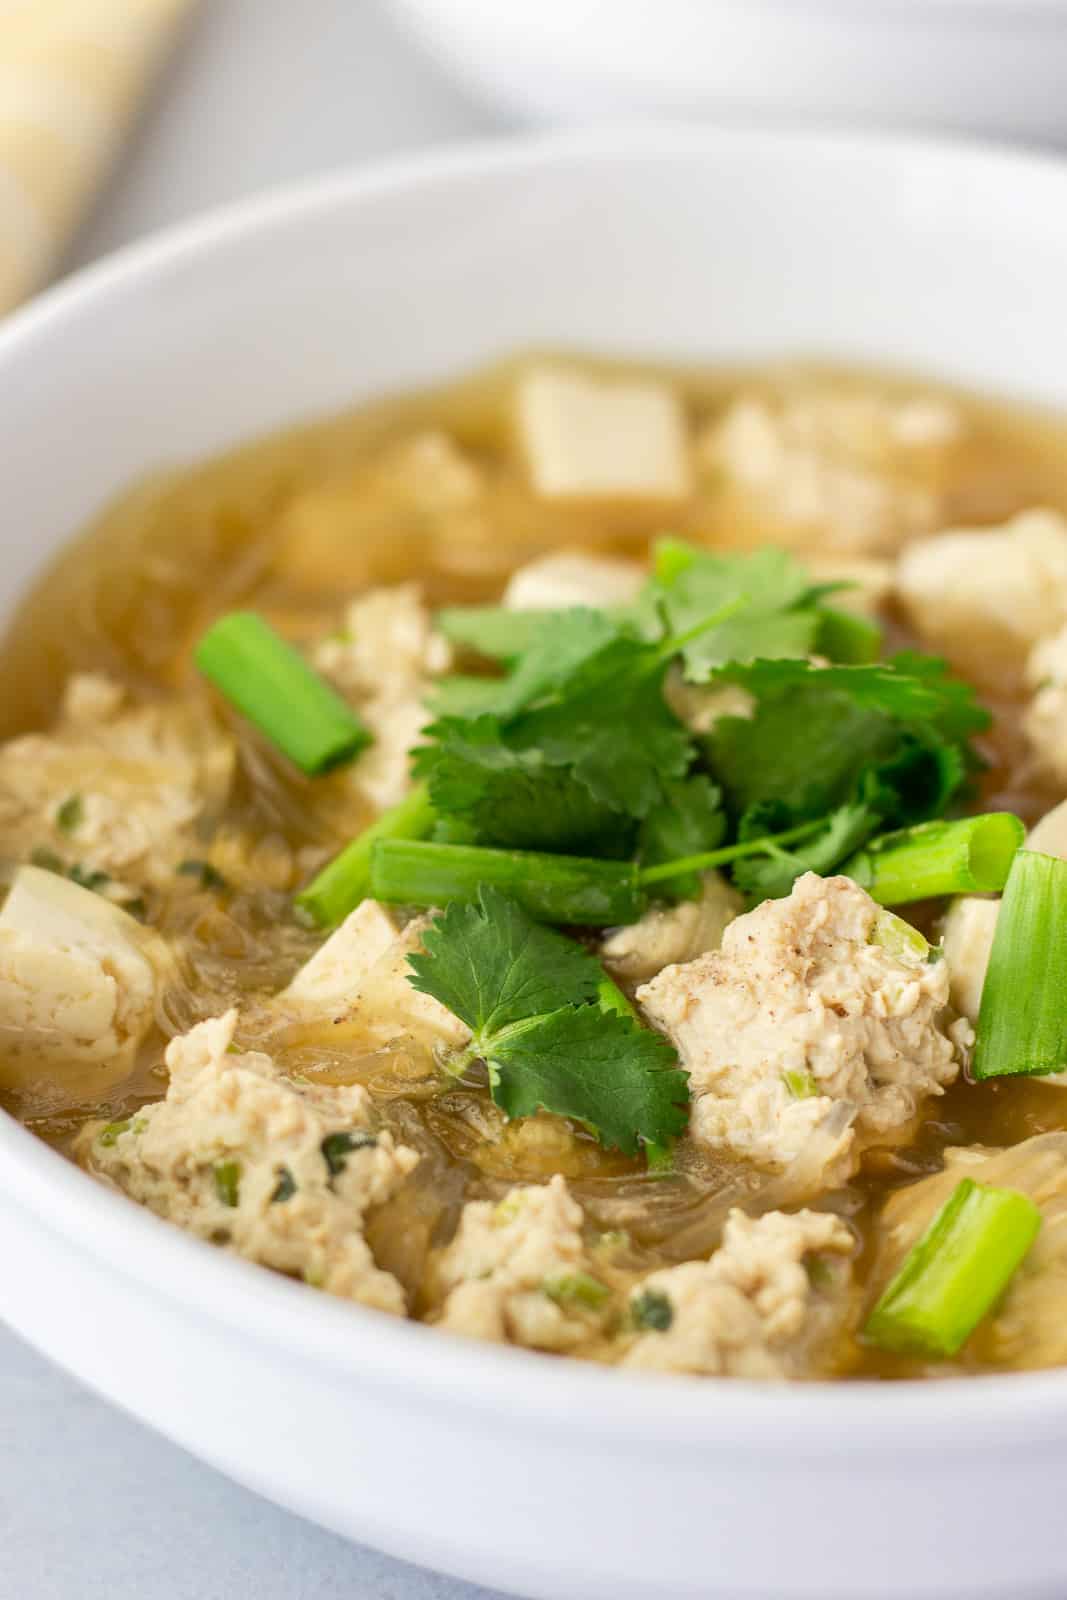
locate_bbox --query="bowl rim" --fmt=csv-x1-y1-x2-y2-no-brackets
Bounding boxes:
7,120,1067,1449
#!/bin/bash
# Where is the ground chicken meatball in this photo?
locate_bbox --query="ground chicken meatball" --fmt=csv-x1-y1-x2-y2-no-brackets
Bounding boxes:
872,1136,1067,1370
623,1208,854,1378
429,1175,608,1351
78,1010,418,1314
637,873,964,1187
704,384,963,554
0,675,234,892
896,508,1067,684
313,583,452,811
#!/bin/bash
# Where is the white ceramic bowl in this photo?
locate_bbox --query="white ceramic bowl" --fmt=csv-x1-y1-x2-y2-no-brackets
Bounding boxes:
388,0,1067,143
4,127,1067,1600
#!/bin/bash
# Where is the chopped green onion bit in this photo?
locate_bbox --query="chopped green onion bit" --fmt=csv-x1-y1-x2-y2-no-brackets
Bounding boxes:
543,1271,611,1310
631,1288,674,1332
843,813,1024,906
870,908,930,963
296,783,437,927
864,1178,1041,1358
213,1160,242,1208
974,849,1067,1080
195,612,371,776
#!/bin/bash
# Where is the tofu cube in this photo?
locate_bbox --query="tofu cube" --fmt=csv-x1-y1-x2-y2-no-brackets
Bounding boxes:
516,367,691,502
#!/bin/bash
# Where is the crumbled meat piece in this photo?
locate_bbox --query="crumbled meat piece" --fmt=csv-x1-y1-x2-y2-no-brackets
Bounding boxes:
705,386,963,554
896,509,1067,683
314,583,452,812
313,582,452,700
601,872,743,985
0,864,170,1099
623,1207,854,1378
0,679,234,889
61,672,127,725
503,550,646,611
637,873,963,1187
873,1135,1067,1369
78,1010,418,1313
430,1175,607,1350
516,366,692,502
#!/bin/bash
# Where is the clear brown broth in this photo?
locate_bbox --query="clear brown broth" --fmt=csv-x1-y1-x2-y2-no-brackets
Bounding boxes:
5,352,1067,1377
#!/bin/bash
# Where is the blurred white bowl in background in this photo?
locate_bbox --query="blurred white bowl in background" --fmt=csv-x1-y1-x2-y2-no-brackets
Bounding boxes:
387,0,1067,142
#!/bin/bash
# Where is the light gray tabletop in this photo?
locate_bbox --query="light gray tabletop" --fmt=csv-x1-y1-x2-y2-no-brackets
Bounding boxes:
1,4,511,1597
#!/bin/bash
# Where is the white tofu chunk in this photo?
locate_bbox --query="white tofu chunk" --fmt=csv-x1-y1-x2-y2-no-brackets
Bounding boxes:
1027,799,1067,857
1024,625,1067,786
281,900,400,1013
503,551,646,612
0,865,167,1095
941,896,1001,1024
896,509,1067,682
516,367,691,502
278,906,469,1053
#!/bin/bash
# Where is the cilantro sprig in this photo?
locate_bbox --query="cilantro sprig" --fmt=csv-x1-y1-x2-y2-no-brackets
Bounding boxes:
407,887,689,1154
299,539,997,925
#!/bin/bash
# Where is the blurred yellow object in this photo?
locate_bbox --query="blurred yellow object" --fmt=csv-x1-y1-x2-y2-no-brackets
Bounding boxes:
0,0,195,313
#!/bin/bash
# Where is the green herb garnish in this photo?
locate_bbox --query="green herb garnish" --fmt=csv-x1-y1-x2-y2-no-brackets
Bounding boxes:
407,886,689,1155
195,611,371,776
631,1288,674,1332
321,1130,377,1177
973,850,1067,1080
55,794,83,834
270,1166,297,1203
178,859,228,891
864,1178,1041,1357
213,1160,242,1208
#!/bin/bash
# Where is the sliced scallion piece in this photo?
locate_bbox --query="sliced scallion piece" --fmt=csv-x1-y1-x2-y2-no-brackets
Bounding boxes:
864,1177,1041,1358
296,783,437,927
369,838,645,927
973,849,1067,1080
195,612,370,776
843,813,1024,906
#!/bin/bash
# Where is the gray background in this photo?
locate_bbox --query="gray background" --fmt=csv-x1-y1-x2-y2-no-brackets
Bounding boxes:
1,4,509,1596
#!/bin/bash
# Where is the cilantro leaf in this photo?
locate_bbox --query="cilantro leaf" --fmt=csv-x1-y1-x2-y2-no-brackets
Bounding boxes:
435,605,544,663
706,657,989,896
731,800,877,901
639,774,726,901
488,1004,688,1155
413,714,633,853
406,887,690,1154
639,541,823,681
415,610,696,851
407,886,602,1033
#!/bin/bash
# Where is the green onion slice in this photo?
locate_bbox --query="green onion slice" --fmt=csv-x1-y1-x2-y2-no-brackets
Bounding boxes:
369,838,645,927
296,783,437,927
195,612,371,776
864,1177,1041,1358
973,849,1067,1080
843,813,1024,907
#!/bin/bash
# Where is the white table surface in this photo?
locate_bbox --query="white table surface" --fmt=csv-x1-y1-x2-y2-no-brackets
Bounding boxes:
1,5,512,1597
